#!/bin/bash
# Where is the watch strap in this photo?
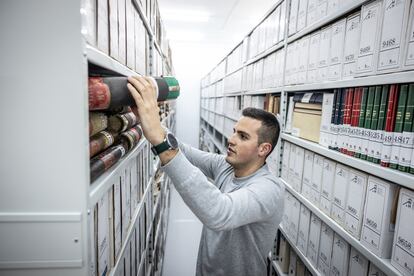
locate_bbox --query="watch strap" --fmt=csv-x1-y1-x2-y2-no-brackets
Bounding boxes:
151,140,171,155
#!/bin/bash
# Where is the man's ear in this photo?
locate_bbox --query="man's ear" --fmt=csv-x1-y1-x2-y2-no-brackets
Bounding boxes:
258,143,272,158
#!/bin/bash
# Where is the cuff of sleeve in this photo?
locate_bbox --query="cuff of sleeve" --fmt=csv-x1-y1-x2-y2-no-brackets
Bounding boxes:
161,149,195,186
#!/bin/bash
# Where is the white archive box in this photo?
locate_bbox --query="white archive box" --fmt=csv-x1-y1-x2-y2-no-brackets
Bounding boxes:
298,36,310,84
391,188,414,276
121,170,131,242
318,26,332,81
289,250,298,276
307,0,318,27
290,195,302,243
125,243,131,276
330,233,350,276
285,43,294,85
273,5,282,45
328,19,346,80
89,207,97,276
348,247,369,276
320,158,336,215
307,31,321,83
361,176,398,258
297,204,311,255
108,0,119,60
318,223,334,273
310,154,324,206
289,143,297,185
97,0,109,54
355,0,383,76
302,150,314,187
283,192,292,229
404,1,414,68
297,0,309,32
331,164,350,226
113,180,122,261
345,170,368,239
342,12,361,79
131,229,137,276
282,141,291,180
368,263,387,276
289,0,300,36
317,0,328,20
307,213,322,267
377,0,411,72
293,146,305,192
320,93,335,147
327,0,340,15
97,191,110,276
279,0,287,43
82,0,97,46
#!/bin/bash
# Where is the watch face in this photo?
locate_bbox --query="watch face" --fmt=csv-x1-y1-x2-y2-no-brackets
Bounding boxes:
167,133,178,149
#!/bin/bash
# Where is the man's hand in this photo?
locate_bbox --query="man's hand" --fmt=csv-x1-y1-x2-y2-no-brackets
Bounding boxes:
127,76,165,146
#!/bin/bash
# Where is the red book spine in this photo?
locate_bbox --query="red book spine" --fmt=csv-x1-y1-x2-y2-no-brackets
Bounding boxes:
342,89,354,154
381,85,399,167
349,88,362,156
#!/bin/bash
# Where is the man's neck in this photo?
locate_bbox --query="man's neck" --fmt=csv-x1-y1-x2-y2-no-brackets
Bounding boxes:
234,161,265,178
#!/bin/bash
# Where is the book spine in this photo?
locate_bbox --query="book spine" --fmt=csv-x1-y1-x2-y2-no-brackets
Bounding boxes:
398,84,414,172
329,90,338,149
345,89,355,155
373,85,389,163
339,89,348,153
367,86,382,162
89,131,115,158
361,87,375,160
390,84,408,169
90,144,126,182
381,85,399,167
333,89,343,151
349,88,361,156
89,112,108,137
355,88,368,158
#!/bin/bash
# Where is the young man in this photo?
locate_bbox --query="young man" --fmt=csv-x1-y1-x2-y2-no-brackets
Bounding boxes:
127,76,285,276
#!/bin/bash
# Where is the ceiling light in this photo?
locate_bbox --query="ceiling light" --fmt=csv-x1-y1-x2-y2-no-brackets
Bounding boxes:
162,9,210,23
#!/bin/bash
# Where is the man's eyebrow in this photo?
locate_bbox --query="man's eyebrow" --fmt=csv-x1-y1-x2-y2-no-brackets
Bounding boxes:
234,128,251,138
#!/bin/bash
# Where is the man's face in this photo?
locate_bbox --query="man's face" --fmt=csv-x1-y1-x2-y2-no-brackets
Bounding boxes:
225,116,262,168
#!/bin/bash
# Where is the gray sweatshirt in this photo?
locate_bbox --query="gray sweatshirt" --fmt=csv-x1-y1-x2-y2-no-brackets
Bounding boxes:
161,142,285,276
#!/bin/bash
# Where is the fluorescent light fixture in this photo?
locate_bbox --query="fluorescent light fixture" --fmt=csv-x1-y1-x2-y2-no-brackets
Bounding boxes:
162,9,210,22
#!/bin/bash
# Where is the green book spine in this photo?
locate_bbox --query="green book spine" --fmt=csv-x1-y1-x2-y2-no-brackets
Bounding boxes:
398,84,414,172
355,88,368,158
390,85,408,169
361,87,375,160
373,85,389,163
367,86,382,162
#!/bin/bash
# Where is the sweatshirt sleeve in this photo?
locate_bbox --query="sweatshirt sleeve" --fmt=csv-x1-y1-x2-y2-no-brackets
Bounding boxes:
161,150,284,231
178,141,228,181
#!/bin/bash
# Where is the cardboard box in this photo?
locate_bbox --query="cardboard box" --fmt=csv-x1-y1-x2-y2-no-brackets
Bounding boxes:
97,191,110,276
330,233,350,276
328,19,346,80
289,249,298,276
292,108,322,143
318,223,334,268
320,158,336,214
297,205,311,254
361,176,398,258
391,188,414,276
307,213,322,266
296,258,306,276
348,247,369,276
97,0,109,54
356,0,383,76
331,164,350,226
404,1,414,68
282,141,291,181
377,0,411,72
293,146,305,192
279,235,291,273
289,0,300,36
345,170,368,239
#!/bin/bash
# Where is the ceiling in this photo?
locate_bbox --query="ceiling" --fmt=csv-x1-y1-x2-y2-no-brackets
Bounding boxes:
157,0,275,62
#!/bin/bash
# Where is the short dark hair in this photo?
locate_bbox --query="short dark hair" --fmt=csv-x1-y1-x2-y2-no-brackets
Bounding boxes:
242,107,280,156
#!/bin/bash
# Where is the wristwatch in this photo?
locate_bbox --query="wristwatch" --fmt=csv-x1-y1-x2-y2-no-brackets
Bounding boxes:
151,132,178,155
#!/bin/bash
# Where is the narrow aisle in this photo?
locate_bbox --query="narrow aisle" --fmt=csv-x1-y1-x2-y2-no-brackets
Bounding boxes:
162,185,203,276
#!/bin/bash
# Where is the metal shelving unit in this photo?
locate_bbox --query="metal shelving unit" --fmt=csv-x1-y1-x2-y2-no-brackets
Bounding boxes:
0,1,174,275
199,0,414,275
281,178,402,276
